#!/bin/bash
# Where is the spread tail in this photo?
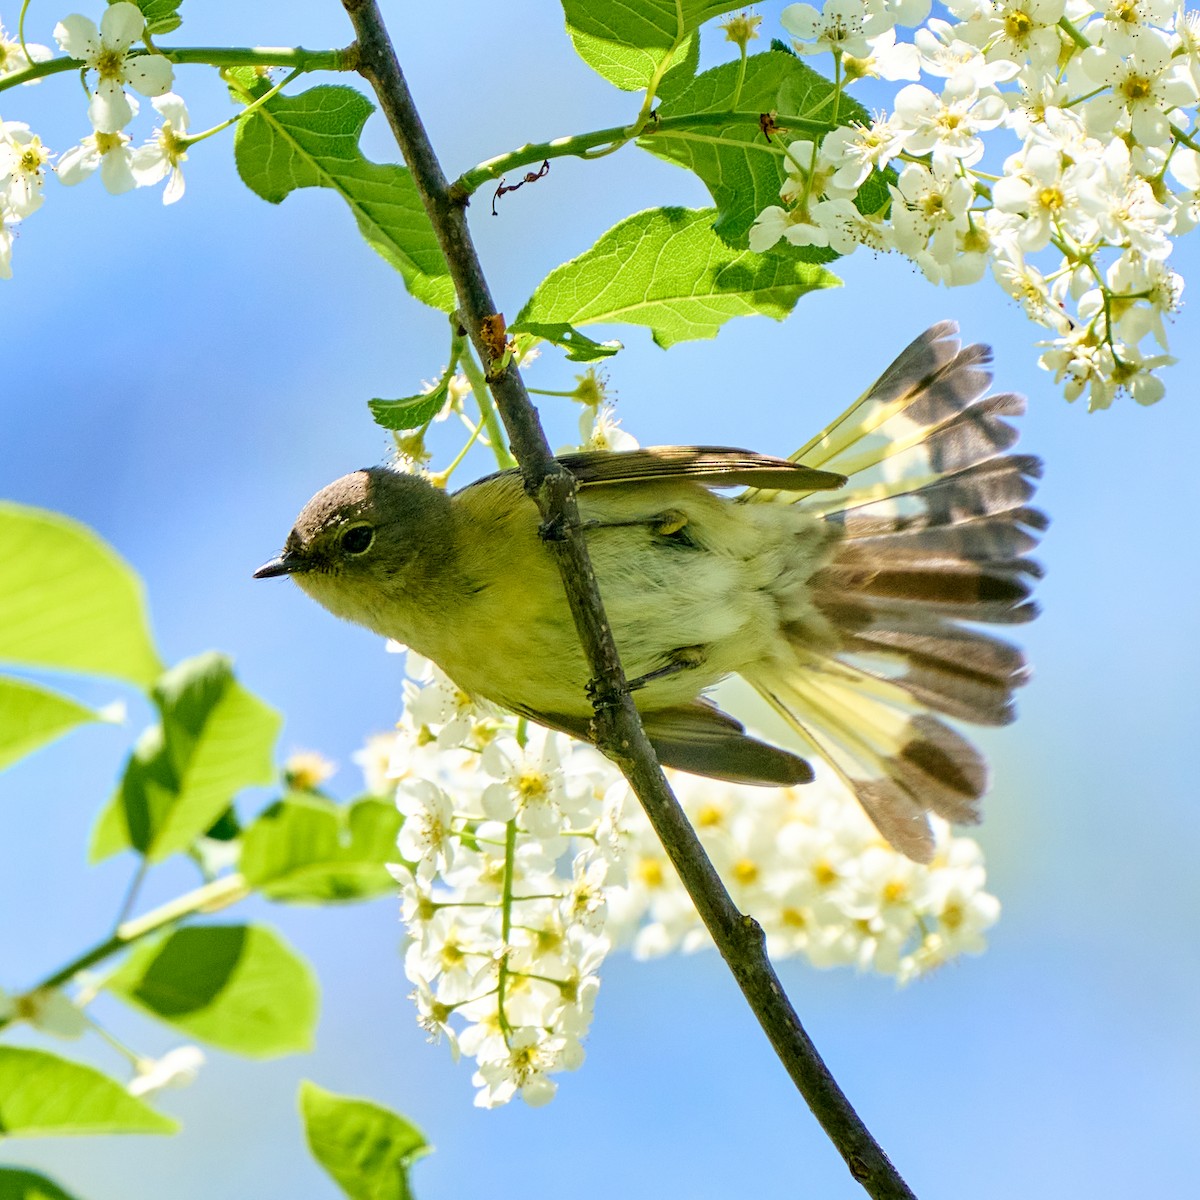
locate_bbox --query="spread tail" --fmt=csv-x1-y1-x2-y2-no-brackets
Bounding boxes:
743,323,1045,862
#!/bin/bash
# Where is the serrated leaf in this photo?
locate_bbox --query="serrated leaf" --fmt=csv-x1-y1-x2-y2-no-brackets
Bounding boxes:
241,794,401,903
0,676,98,773
105,924,319,1058
111,0,183,36
0,1047,177,1137
561,0,741,92
369,376,449,432
0,1167,81,1200
300,1081,428,1200
517,322,622,362
234,85,454,312
90,653,280,863
515,206,839,348
644,50,867,246
0,504,161,687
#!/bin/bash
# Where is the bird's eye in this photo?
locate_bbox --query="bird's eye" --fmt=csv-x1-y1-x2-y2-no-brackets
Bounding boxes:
340,524,375,555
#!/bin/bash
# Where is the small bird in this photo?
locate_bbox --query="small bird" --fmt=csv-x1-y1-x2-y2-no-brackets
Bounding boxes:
256,323,1044,862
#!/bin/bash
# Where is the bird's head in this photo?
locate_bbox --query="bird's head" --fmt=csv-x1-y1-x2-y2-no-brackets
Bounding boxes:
254,467,455,637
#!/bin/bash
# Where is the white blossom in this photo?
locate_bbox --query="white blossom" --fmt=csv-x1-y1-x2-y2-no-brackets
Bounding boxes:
131,92,190,204
0,119,51,216
128,1046,204,1097
0,24,51,78
53,2,173,133
782,0,873,57
57,129,137,194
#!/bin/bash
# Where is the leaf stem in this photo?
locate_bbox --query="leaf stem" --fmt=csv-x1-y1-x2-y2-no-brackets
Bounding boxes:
450,110,830,199
0,872,249,1032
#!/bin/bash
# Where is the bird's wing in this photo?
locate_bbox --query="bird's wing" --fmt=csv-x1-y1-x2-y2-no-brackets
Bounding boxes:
511,698,813,788
463,447,846,495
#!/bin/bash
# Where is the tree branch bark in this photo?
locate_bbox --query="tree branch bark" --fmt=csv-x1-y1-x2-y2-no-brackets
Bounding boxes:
337,3,917,1195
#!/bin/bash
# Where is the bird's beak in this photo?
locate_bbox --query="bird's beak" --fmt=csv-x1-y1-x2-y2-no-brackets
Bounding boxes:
253,550,305,580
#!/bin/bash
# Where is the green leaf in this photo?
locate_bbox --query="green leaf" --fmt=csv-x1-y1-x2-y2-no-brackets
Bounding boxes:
0,1047,177,1137
516,322,622,362
645,50,866,245
514,206,839,348
105,924,319,1058
561,0,741,93
111,0,184,36
242,794,402,903
0,676,98,772
0,1167,81,1200
369,376,450,432
300,1081,428,1200
234,85,454,312
0,504,161,687
90,653,280,863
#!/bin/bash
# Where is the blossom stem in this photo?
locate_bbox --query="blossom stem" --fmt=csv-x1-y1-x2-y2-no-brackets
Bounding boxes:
1170,122,1200,154
341,1,917,1195
732,41,748,109
459,343,516,468
189,64,307,147
496,819,518,1037
1057,16,1092,51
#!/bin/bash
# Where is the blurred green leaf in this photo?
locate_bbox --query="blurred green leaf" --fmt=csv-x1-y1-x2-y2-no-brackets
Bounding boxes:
0,677,98,773
234,85,454,312
645,50,866,246
242,793,401,903
0,1167,81,1200
113,0,183,35
561,0,738,94
90,653,280,863
300,1081,428,1200
0,504,161,687
0,1047,177,1137
105,924,319,1058
515,206,838,348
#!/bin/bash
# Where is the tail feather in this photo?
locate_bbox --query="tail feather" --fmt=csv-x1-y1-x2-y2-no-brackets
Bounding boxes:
743,323,1045,859
755,663,988,862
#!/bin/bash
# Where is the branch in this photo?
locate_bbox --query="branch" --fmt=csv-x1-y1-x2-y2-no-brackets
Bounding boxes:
0,45,350,96
338,3,916,1195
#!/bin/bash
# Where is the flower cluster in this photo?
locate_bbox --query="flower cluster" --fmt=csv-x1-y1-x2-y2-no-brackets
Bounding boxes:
608,768,1000,983
368,655,1001,1106
751,0,1200,407
375,656,621,1108
0,4,190,276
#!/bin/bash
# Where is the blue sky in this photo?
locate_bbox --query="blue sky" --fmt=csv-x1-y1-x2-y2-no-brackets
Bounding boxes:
2,2,1198,1197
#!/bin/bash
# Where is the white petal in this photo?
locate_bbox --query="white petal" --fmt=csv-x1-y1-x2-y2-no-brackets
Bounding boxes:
131,145,169,186
100,149,137,195
126,54,174,98
152,92,189,125
100,1,146,52
89,80,135,134
481,782,515,822
56,143,100,185
53,14,100,60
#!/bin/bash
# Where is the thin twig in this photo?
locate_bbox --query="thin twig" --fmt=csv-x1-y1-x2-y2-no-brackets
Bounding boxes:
337,3,916,1195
